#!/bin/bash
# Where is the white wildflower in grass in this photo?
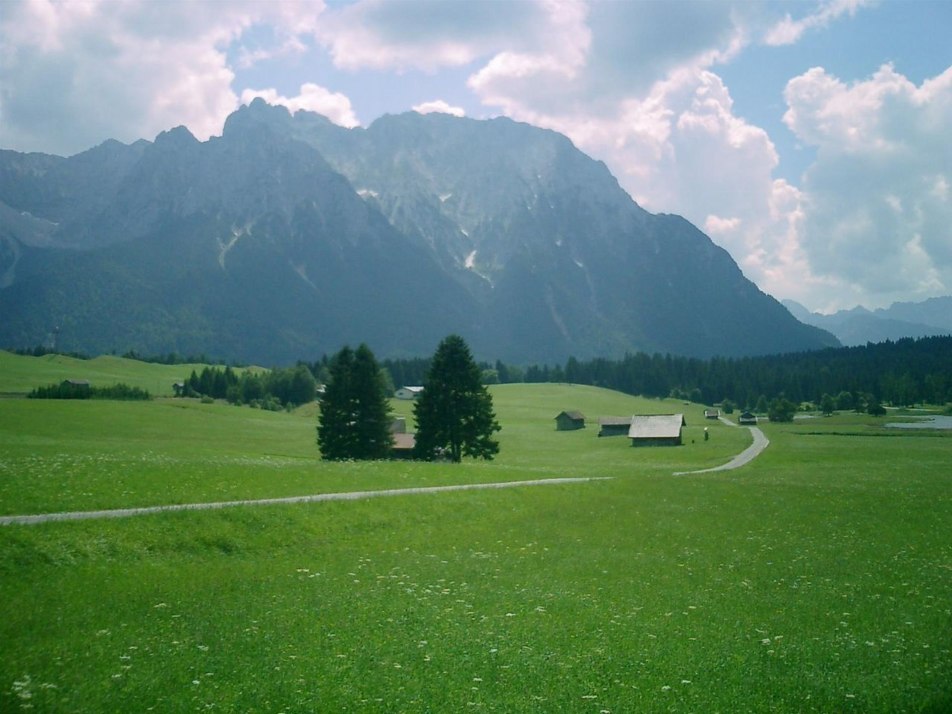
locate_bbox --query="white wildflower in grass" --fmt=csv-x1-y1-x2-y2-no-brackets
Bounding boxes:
12,675,32,701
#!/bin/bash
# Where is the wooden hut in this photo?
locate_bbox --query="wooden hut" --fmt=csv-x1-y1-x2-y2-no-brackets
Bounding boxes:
598,416,633,437
628,414,686,447
555,411,586,431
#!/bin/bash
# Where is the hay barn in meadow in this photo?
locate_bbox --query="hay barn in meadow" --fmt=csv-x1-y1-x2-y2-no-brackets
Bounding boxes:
628,414,686,447
598,416,633,437
555,411,586,430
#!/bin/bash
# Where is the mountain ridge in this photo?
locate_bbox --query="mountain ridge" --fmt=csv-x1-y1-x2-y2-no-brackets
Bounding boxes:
0,101,837,364
783,298,952,346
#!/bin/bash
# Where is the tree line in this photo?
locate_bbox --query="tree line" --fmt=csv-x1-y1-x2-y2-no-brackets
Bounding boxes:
377,335,952,410
28,381,151,400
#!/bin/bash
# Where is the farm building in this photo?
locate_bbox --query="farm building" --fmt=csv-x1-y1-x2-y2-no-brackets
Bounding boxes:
391,432,416,459
628,414,686,447
738,411,758,425
395,386,424,400
704,408,720,419
598,416,633,437
390,417,407,434
555,411,586,430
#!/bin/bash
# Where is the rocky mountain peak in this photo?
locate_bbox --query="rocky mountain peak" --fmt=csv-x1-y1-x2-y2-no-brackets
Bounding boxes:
0,102,839,363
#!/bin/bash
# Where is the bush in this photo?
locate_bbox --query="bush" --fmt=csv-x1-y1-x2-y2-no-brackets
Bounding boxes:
767,396,797,423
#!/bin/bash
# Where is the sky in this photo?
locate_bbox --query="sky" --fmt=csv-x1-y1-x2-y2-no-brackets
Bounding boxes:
1,0,950,314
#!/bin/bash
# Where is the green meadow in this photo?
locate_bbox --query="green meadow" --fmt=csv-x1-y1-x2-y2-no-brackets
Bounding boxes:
0,351,949,712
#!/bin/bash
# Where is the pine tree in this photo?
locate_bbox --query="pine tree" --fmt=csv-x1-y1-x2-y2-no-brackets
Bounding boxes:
350,344,395,459
413,335,501,462
317,345,393,460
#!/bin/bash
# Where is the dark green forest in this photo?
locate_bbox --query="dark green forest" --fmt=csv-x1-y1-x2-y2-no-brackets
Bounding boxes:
374,336,952,410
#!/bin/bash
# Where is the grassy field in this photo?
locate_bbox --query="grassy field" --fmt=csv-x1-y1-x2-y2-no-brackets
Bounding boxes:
1,354,950,712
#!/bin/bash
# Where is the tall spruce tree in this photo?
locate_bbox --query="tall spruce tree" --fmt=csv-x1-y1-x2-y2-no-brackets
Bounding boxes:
413,335,501,462
317,344,393,460
350,344,395,459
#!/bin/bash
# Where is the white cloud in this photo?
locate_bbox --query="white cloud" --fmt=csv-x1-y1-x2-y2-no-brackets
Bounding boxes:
0,0,325,154
782,64,952,308
764,0,869,47
313,0,550,72
241,83,359,127
412,100,465,117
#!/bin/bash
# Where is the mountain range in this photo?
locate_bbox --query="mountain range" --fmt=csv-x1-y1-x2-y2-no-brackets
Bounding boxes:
783,298,952,346
0,99,837,365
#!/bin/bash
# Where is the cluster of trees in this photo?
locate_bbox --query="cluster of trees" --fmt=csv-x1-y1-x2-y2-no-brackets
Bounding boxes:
317,335,500,462
181,365,316,409
28,381,151,400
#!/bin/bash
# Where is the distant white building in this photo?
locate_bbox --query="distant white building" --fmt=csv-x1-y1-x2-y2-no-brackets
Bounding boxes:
395,386,424,400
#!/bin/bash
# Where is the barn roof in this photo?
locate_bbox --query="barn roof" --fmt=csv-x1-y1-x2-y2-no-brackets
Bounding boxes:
556,410,585,420
392,433,416,450
628,414,686,439
598,416,633,427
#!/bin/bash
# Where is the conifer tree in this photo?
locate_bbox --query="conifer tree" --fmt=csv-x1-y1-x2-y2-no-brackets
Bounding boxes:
350,344,395,459
317,345,393,460
413,335,500,462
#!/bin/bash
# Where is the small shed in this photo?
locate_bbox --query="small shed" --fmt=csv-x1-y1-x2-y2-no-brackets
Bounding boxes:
391,432,416,459
628,414,686,447
395,386,424,400
738,410,758,425
704,408,720,420
555,410,585,431
598,416,633,437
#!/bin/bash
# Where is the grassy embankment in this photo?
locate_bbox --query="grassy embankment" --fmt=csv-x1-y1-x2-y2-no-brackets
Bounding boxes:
0,350,949,712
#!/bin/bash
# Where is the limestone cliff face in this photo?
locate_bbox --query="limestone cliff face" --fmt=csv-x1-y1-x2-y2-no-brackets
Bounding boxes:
0,100,836,363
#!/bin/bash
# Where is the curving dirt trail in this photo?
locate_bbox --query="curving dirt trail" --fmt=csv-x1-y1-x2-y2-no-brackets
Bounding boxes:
673,416,769,475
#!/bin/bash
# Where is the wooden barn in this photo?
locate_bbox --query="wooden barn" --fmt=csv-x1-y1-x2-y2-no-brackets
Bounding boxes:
628,414,686,447
704,408,720,419
738,410,758,425
555,411,586,431
391,432,416,459
598,416,633,437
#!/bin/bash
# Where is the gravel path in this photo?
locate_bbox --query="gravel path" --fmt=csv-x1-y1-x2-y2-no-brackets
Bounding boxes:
673,417,769,475
2,421,770,525
0,477,611,526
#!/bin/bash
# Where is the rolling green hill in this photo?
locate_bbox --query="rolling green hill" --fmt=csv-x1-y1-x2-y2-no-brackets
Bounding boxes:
0,350,261,396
